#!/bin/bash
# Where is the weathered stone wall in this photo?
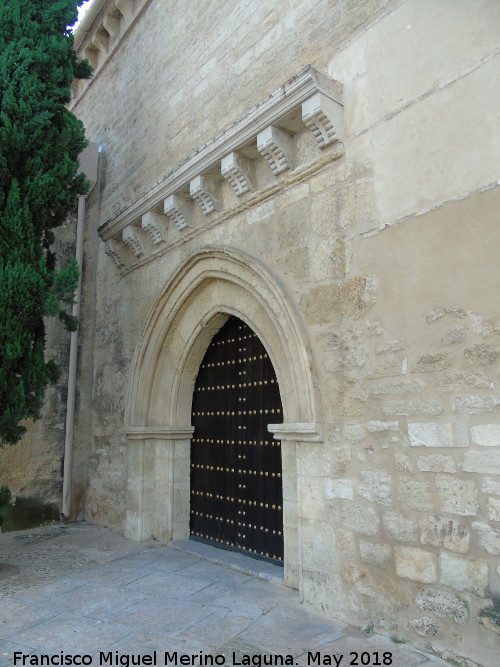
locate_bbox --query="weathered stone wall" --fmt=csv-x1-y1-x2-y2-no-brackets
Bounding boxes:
72,0,399,223
65,0,500,664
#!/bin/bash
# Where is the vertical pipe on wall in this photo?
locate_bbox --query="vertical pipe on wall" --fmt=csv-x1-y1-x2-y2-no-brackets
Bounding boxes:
61,194,86,518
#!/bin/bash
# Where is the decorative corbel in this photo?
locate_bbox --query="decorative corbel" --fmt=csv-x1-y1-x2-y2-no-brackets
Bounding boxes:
115,0,135,23
141,211,167,245
302,92,344,148
256,126,293,175
189,175,220,215
84,44,100,70
221,152,255,196
164,194,192,231
103,15,120,40
94,29,110,52
122,225,144,258
104,239,126,269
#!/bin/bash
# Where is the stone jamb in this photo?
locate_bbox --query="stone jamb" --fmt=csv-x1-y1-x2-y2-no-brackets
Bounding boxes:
268,423,324,592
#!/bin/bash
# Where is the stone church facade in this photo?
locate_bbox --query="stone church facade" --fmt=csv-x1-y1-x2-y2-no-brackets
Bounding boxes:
2,0,500,663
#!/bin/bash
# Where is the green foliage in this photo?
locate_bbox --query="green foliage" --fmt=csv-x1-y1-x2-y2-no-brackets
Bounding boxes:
0,1,91,445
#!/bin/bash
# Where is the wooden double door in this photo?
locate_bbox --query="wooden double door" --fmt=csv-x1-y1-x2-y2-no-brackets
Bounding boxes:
190,316,284,563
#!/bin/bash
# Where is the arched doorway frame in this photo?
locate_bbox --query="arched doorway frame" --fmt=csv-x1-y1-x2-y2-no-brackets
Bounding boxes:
124,246,323,587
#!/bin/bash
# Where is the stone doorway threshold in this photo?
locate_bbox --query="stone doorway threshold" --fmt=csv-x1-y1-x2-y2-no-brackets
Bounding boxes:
169,538,284,582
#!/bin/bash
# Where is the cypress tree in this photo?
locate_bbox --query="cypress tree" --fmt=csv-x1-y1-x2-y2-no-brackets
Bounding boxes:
0,0,92,445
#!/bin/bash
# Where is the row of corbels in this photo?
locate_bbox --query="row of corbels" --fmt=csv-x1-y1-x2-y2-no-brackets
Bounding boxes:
104,91,343,268
81,0,137,70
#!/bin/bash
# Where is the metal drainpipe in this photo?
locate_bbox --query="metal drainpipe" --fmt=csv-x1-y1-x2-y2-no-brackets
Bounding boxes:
61,194,86,518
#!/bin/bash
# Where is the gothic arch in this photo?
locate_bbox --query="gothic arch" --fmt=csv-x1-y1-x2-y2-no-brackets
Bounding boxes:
125,245,321,429
123,246,323,586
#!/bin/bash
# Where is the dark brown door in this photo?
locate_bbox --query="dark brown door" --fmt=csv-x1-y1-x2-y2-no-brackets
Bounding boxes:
190,316,283,563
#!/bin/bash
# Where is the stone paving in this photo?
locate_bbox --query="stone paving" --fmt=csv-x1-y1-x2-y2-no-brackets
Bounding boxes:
0,524,449,667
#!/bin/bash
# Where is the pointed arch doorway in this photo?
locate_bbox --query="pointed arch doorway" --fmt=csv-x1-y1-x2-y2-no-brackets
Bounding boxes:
124,246,324,589
190,316,284,563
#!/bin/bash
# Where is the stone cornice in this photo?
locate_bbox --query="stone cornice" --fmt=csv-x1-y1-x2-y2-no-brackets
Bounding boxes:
124,426,194,441
267,422,324,443
73,0,108,51
72,0,152,105
119,145,343,276
98,66,343,242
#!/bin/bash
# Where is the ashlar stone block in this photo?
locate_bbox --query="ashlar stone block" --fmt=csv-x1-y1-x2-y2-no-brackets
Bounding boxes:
383,511,417,542
301,521,337,572
471,521,500,555
483,477,500,495
383,399,443,416
464,343,498,365
335,502,379,535
414,352,453,373
375,340,405,355
324,478,353,500
440,551,488,597
325,445,352,474
416,454,456,472
408,422,454,447
395,453,414,473
394,546,437,583
343,423,365,443
462,449,500,474
336,527,357,559
359,470,391,506
415,587,468,623
419,515,470,553
487,497,500,522
452,394,500,415
366,420,399,432
371,380,425,394
298,477,324,521
471,424,500,446
438,370,494,392
436,475,478,516
368,358,403,378
398,477,433,511
359,540,392,566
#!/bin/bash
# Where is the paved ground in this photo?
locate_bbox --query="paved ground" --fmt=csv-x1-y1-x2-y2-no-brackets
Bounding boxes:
0,523,449,667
